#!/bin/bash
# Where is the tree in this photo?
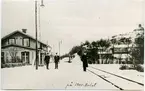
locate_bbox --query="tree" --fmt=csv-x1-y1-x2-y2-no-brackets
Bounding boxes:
8,47,19,63
87,41,99,64
103,54,113,64
76,41,100,64
97,39,111,64
134,34,144,64
69,46,81,55
131,24,144,65
84,40,90,46
66,46,82,63
60,53,69,59
119,37,126,44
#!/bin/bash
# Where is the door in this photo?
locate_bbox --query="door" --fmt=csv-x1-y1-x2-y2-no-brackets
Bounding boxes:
21,51,30,64
21,52,25,63
1,52,5,64
25,52,29,64
40,53,43,65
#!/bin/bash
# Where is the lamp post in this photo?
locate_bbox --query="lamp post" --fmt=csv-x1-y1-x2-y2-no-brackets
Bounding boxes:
40,0,45,7
35,0,45,70
35,0,38,70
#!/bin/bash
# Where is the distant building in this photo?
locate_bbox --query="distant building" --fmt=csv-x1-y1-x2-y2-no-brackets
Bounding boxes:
98,24,144,64
1,29,51,65
112,24,144,63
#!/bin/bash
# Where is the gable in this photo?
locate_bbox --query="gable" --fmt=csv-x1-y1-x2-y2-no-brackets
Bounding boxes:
4,32,29,40
1,31,50,47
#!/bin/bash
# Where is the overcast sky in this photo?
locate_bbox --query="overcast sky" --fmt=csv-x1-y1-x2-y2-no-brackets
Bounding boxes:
1,0,144,54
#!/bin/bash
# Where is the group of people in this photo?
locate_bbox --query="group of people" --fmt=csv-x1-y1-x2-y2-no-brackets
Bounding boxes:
44,53,60,69
44,51,88,72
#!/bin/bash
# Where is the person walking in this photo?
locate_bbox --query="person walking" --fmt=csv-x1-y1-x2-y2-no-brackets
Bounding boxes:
44,53,50,69
81,52,88,72
54,53,60,69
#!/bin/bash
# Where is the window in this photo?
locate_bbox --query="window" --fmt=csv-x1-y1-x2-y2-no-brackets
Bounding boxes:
16,38,22,45
32,52,34,59
6,39,9,45
9,38,15,44
15,38,18,45
23,38,30,47
40,44,42,49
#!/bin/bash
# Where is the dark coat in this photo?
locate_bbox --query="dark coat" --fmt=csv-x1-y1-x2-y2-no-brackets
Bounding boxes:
44,55,50,63
54,56,60,63
81,54,88,67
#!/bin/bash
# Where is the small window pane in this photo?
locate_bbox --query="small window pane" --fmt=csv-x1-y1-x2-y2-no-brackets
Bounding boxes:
9,39,15,44
24,38,29,47
16,38,22,45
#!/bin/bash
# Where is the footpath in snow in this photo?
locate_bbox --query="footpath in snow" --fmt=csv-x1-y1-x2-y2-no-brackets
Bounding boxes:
1,61,117,90
1,55,144,90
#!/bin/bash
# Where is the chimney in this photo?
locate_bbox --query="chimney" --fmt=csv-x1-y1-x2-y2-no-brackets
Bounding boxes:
22,29,27,33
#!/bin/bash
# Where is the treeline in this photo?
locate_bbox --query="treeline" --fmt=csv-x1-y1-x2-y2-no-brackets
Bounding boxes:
62,25,144,65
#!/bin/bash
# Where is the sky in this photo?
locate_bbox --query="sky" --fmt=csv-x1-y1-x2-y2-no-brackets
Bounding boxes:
1,0,144,55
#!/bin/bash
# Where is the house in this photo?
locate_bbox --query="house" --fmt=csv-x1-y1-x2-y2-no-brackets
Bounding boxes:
1,29,51,66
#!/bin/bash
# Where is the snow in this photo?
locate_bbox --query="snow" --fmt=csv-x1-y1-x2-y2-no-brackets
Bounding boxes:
1,55,144,90
88,67,143,90
90,64,144,84
1,62,116,90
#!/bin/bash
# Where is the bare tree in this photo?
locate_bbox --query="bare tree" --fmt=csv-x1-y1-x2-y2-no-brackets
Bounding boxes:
8,47,19,63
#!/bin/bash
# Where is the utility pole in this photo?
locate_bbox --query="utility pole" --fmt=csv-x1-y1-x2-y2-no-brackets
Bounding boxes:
38,0,45,41
35,0,38,70
35,0,45,70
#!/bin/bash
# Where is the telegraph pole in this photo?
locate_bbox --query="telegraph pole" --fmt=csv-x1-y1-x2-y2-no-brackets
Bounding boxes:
35,0,38,70
35,0,45,70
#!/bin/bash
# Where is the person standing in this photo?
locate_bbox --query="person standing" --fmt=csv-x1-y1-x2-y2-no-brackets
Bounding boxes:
54,53,60,69
81,52,88,72
44,53,50,70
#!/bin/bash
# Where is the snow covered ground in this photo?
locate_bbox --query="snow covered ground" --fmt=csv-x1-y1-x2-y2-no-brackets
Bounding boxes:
1,63,116,90
1,55,144,90
90,64,144,84
72,55,144,84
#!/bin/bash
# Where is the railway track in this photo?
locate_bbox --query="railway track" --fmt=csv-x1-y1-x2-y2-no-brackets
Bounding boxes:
87,66,144,90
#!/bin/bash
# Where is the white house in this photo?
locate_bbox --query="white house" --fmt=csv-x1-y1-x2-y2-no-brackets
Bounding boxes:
1,29,51,66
